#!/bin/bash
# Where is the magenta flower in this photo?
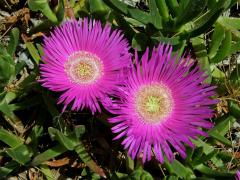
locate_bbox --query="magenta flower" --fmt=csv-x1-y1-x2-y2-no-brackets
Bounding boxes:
40,18,131,113
236,170,240,180
108,44,218,163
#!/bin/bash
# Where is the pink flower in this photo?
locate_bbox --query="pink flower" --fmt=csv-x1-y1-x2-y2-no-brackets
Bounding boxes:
108,44,218,163
40,18,131,114
236,170,240,180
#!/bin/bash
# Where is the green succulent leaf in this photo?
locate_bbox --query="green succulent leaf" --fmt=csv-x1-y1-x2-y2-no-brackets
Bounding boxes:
164,158,193,179
7,28,19,56
192,150,218,166
187,0,229,37
0,161,19,177
28,0,58,24
55,0,65,22
209,131,232,146
166,0,179,17
191,36,212,83
151,35,180,45
192,139,214,155
40,165,55,180
175,0,208,28
210,30,232,63
208,23,225,59
25,41,41,64
218,17,240,37
209,115,236,136
127,167,154,180
90,0,109,15
128,8,151,26
105,0,128,14
31,145,67,166
0,55,15,87
106,0,161,29
155,0,169,19
0,128,23,147
194,164,235,177
230,65,240,81
5,144,32,165
211,66,225,79
228,101,240,118
48,127,78,150
148,0,162,29
75,142,106,178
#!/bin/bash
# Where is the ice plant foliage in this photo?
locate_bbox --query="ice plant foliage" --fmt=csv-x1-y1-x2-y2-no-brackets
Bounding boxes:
108,44,218,163
40,18,131,113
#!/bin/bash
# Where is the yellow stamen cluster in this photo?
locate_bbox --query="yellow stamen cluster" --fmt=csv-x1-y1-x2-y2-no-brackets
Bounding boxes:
65,51,103,84
135,84,173,124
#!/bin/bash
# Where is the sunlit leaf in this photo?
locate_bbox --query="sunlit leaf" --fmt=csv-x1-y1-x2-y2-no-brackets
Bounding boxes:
228,100,240,118
208,23,225,59
90,0,109,15
155,0,169,19
209,115,236,136
25,42,41,64
31,145,67,166
210,30,232,63
5,144,32,165
0,128,23,147
149,0,162,29
28,0,58,24
48,127,78,150
39,164,55,180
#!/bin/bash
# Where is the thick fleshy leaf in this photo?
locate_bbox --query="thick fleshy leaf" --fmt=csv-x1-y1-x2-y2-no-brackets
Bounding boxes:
25,42,41,64
128,167,154,180
175,0,207,27
187,0,229,37
228,101,240,118
166,0,179,17
155,0,169,19
164,158,194,179
0,55,15,86
5,144,32,165
210,30,232,63
195,164,235,177
0,128,23,147
48,127,78,150
75,142,106,178
31,145,67,166
0,161,19,177
208,23,225,59
149,0,162,29
90,0,109,15
7,28,19,56
28,0,58,24
209,115,236,136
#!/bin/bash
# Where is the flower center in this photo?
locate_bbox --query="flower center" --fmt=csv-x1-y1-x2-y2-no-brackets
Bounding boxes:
135,84,173,124
65,51,103,84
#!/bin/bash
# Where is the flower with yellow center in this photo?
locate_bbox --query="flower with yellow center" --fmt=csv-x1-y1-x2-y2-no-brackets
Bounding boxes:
39,18,131,113
108,44,218,164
